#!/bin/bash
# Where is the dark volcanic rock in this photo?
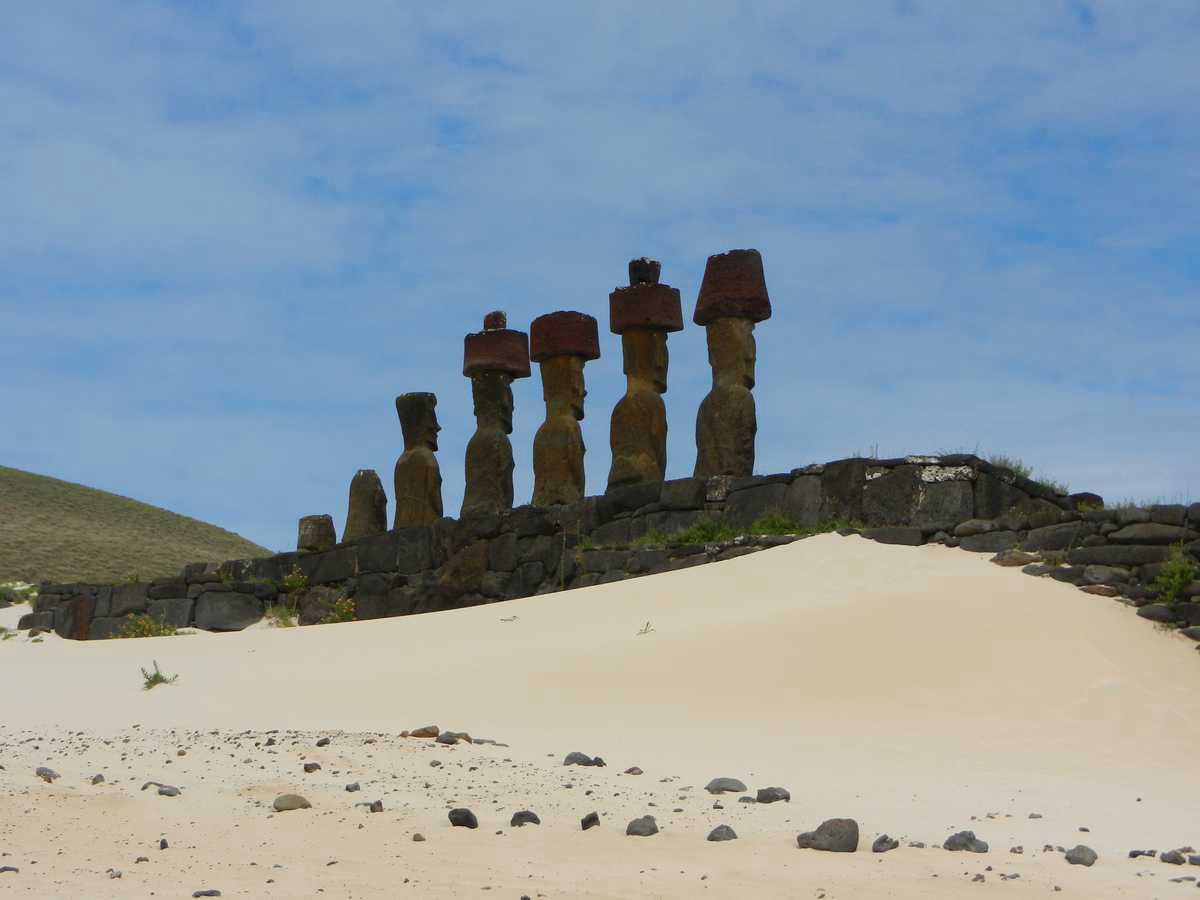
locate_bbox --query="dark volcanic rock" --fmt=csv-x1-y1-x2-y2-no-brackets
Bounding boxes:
756,787,790,803
563,751,602,766
1068,545,1170,567
1109,523,1196,545
707,824,738,841
944,830,988,852
796,818,859,852
626,815,659,837
992,549,1038,567
872,834,900,853
581,811,600,830
1136,604,1176,623
1065,845,1097,866
272,794,311,811
448,808,478,829
705,777,747,794
862,526,924,546
959,531,1019,553
1160,849,1186,865
510,810,541,827
193,592,263,631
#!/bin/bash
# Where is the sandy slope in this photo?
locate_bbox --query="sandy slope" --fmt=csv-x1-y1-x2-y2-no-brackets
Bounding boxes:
2,534,1198,898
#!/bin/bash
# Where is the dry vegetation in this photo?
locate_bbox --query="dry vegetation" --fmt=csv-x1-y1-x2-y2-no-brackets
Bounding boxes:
0,465,270,584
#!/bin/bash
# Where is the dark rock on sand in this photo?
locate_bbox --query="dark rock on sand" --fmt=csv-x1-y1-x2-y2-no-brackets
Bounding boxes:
449,808,478,828
756,786,790,803
872,834,899,853
581,812,600,830
705,777,747,794
797,818,859,852
626,815,659,837
1065,845,1097,866
707,825,738,841
511,810,541,827
944,830,988,852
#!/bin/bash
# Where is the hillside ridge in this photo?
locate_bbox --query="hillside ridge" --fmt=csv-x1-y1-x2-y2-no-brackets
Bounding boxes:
0,464,270,584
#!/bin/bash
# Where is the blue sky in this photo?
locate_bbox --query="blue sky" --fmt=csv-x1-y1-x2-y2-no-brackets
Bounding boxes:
3,1,1198,552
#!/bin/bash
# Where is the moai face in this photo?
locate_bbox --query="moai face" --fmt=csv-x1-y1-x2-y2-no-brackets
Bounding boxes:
396,394,441,452
622,328,670,395
471,372,514,434
707,316,756,390
541,354,586,421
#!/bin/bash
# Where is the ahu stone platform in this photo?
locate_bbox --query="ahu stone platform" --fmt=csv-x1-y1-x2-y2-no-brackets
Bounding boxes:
21,453,1200,641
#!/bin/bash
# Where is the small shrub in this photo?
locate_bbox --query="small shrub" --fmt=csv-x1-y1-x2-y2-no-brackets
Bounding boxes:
750,510,802,536
264,603,298,628
1152,543,1199,606
119,614,178,639
140,660,178,690
321,595,355,624
630,528,672,547
0,626,13,641
1040,550,1068,567
636,621,654,635
280,565,308,593
669,517,739,546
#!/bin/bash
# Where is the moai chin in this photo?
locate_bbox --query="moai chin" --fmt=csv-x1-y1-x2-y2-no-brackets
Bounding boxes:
606,258,683,490
461,311,531,517
692,249,771,479
393,392,443,527
343,468,388,543
530,311,600,506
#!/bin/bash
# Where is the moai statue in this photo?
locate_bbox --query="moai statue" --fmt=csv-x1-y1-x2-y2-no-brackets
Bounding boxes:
530,310,600,506
461,311,531,517
343,468,387,542
297,514,336,553
393,392,443,527
693,249,771,479
607,258,683,490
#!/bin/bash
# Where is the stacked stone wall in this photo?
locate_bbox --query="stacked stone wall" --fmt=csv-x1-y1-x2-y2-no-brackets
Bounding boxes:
21,454,1200,641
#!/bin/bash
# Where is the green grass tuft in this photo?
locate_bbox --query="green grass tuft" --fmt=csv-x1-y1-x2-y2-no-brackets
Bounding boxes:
140,660,178,690
1152,543,1198,606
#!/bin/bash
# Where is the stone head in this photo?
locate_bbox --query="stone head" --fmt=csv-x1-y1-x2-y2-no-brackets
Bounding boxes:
622,328,669,394
706,316,756,389
471,370,514,434
395,392,441,451
539,355,587,421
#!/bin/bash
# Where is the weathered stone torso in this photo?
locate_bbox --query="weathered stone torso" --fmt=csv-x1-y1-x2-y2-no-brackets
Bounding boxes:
694,384,756,478
608,389,667,489
532,414,585,506
462,426,515,516
394,448,443,527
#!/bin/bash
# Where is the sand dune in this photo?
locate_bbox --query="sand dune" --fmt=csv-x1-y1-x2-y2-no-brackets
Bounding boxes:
2,534,1198,898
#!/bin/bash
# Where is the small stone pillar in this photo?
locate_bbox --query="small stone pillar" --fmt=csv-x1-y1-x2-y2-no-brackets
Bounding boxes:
343,468,387,542
530,311,600,506
393,392,443,528
606,258,683,490
461,311,531,517
693,249,771,478
298,514,336,553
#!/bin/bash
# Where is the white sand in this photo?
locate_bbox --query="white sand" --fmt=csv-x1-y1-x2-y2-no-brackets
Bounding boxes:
2,534,1198,898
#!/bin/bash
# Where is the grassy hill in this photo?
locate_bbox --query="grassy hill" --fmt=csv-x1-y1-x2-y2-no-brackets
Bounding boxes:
0,465,272,585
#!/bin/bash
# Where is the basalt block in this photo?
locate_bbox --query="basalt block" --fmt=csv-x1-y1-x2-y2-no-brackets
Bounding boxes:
344,469,388,543
298,515,336,553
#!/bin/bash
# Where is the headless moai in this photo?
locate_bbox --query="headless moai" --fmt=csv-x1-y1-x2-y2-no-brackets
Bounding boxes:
297,514,336,553
693,249,771,479
530,311,600,506
393,392,443,528
461,311,531,517
607,258,683,490
343,468,387,542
